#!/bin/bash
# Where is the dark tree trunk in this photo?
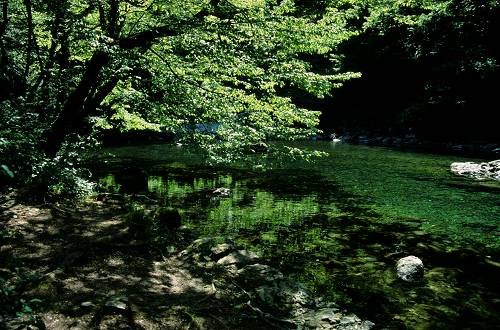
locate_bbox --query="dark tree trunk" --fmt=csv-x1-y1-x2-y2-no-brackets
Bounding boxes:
85,75,120,115
97,0,106,30
41,1,218,156
23,0,33,84
35,0,68,92
0,0,8,61
43,51,110,156
0,0,9,99
107,0,119,37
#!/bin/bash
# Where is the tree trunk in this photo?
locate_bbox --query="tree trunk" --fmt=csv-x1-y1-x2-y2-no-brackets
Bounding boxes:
85,75,120,115
23,0,33,84
0,0,9,99
107,0,119,37
0,0,8,62
43,51,110,156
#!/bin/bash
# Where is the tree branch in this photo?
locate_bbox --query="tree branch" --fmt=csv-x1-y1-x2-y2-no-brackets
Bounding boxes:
119,24,183,49
43,51,110,155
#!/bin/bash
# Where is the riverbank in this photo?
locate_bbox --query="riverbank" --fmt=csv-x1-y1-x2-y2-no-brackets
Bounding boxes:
319,131,500,159
0,191,372,329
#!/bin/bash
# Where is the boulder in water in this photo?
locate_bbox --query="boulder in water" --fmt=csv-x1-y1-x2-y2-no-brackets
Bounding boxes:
450,160,500,181
396,256,424,282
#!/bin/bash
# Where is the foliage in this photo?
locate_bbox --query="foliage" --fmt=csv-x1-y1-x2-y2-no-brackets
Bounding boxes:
125,206,151,239
0,0,360,193
0,272,43,327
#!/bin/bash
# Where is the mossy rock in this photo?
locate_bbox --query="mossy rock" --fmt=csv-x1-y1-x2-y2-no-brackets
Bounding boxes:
25,279,58,301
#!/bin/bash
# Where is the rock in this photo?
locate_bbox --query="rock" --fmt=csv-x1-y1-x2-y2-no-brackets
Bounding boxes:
179,237,238,261
179,237,213,257
255,285,278,305
212,187,231,197
450,159,500,181
154,207,181,230
216,249,259,266
105,300,127,311
25,278,58,299
337,314,375,330
296,308,375,330
396,256,424,282
211,242,236,259
301,308,343,329
237,264,284,285
179,237,374,329
105,296,128,311
277,279,310,306
251,279,310,309
252,279,311,308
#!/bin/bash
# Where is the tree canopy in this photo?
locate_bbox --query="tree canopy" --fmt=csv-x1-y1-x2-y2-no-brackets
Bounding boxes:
0,0,357,160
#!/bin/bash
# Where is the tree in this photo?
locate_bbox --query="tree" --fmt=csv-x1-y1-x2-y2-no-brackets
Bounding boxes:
0,0,358,172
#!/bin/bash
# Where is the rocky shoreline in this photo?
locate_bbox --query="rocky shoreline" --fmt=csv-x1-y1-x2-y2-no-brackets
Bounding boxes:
179,237,375,330
1,192,375,330
318,132,500,158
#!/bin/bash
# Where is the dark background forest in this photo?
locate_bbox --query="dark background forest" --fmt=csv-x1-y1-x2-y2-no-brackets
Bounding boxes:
298,0,500,142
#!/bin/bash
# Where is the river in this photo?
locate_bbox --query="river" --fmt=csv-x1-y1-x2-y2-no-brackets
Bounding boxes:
96,142,500,329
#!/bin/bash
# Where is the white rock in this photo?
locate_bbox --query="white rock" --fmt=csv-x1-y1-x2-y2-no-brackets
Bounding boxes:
213,187,231,196
450,160,500,181
216,249,259,266
396,256,424,282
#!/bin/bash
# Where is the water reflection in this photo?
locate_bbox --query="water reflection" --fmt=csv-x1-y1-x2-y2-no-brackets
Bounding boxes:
95,143,500,329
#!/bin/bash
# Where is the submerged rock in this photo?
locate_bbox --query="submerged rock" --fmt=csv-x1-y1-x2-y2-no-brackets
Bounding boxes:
450,160,500,181
396,256,424,282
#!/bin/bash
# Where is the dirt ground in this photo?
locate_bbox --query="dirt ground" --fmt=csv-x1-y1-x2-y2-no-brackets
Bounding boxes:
0,191,281,329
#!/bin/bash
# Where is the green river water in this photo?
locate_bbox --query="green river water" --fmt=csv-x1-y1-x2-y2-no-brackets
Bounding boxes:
97,142,499,329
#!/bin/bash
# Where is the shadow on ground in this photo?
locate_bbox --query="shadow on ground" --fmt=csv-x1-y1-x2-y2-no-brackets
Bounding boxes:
0,195,271,329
